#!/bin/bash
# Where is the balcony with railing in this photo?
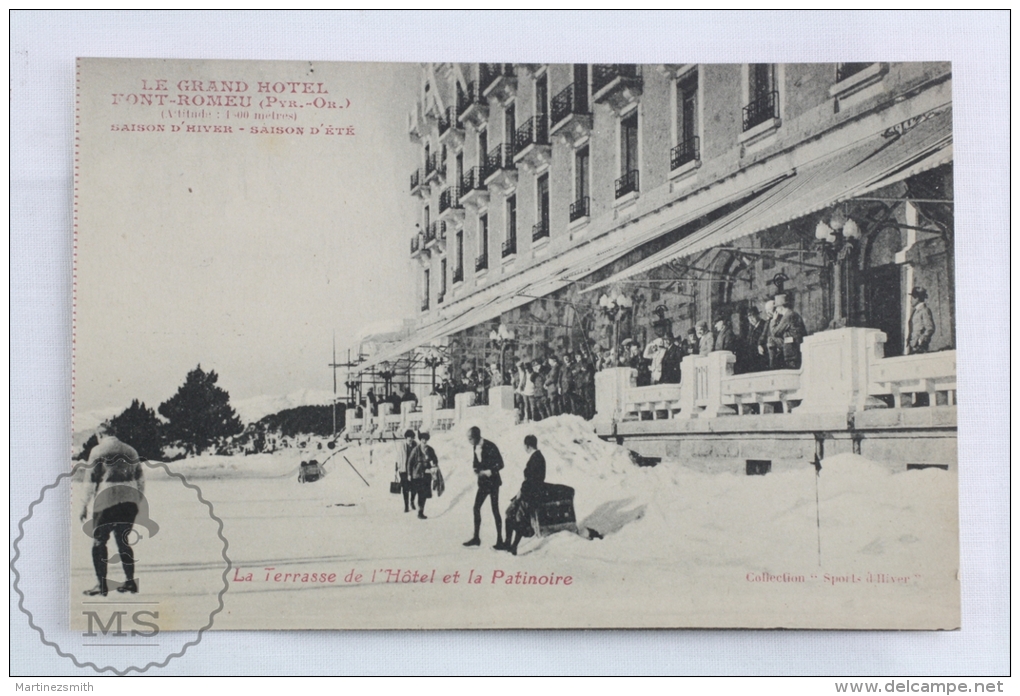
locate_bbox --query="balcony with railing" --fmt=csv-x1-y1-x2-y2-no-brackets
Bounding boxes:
438,106,464,150
532,218,550,243
513,115,551,171
549,81,592,146
569,196,590,224
742,90,780,132
670,135,700,171
483,143,518,193
458,166,489,210
479,63,516,103
424,221,447,251
423,152,446,185
615,169,640,199
592,64,642,113
438,186,465,225
457,80,488,129
475,253,488,272
409,168,423,197
501,236,517,258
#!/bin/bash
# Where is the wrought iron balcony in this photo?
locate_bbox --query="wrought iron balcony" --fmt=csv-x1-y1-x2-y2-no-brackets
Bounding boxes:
452,266,464,284
501,237,517,258
742,90,779,132
439,186,463,214
459,166,490,210
592,64,642,112
438,106,464,149
569,196,590,223
424,152,446,183
550,82,593,146
424,222,438,245
615,169,639,199
670,135,700,170
513,116,552,171
410,168,421,192
532,218,549,242
514,116,549,156
475,254,488,272
551,82,590,126
484,143,518,193
410,235,420,254
480,63,515,95
457,80,489,129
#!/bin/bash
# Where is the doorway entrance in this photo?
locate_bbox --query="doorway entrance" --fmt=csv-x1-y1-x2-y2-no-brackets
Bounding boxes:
862,263,903,357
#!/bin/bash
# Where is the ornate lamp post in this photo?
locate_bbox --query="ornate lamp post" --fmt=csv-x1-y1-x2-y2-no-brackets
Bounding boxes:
815,209,862,329
377,361,396,397
487,323,516,382
343,380,360,405
422,349,444,394
598,290,634,363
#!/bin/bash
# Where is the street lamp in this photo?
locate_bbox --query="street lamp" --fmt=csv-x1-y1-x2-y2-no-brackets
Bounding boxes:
377,361,396,397
598,290,634,362
815,210,861,329
422,349,444,394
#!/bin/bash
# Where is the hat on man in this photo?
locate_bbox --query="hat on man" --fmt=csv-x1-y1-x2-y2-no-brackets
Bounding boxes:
910,286,928,301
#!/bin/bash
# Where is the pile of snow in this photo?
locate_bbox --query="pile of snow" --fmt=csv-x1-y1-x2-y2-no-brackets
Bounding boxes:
155,413,956,577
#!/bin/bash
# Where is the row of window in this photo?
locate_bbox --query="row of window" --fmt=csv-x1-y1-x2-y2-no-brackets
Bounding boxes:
418,62,878,311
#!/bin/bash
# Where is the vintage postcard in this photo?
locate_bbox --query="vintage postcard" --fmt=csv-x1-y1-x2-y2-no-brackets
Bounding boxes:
72,57,959,632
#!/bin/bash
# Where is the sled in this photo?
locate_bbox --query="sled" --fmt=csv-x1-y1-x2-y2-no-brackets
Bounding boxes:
298,459,324,483
530,483,577,537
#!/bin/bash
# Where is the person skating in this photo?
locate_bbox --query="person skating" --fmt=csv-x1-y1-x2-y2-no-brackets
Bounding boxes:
503,434,547,555
463,426,505,549
78,433,145,596
408,432,438,519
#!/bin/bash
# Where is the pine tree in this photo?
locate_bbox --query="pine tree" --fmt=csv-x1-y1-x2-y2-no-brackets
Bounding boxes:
76,434,99,461
106,399,165,461
158,365,243,455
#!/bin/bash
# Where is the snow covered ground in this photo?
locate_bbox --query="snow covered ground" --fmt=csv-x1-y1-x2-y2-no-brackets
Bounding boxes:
70,414,959,630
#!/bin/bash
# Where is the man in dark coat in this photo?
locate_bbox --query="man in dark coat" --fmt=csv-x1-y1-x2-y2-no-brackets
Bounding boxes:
503,434,547,555
659,334,684,384
772,299,808,369
743,305,768,373
714,318,738,354
464,426,505,549
907,286,936,354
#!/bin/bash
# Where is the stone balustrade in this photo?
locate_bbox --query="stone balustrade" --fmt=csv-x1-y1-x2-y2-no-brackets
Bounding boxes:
597,327,957,430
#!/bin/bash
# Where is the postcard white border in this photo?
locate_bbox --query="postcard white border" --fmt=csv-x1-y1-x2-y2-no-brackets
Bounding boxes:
10,10,1009,675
